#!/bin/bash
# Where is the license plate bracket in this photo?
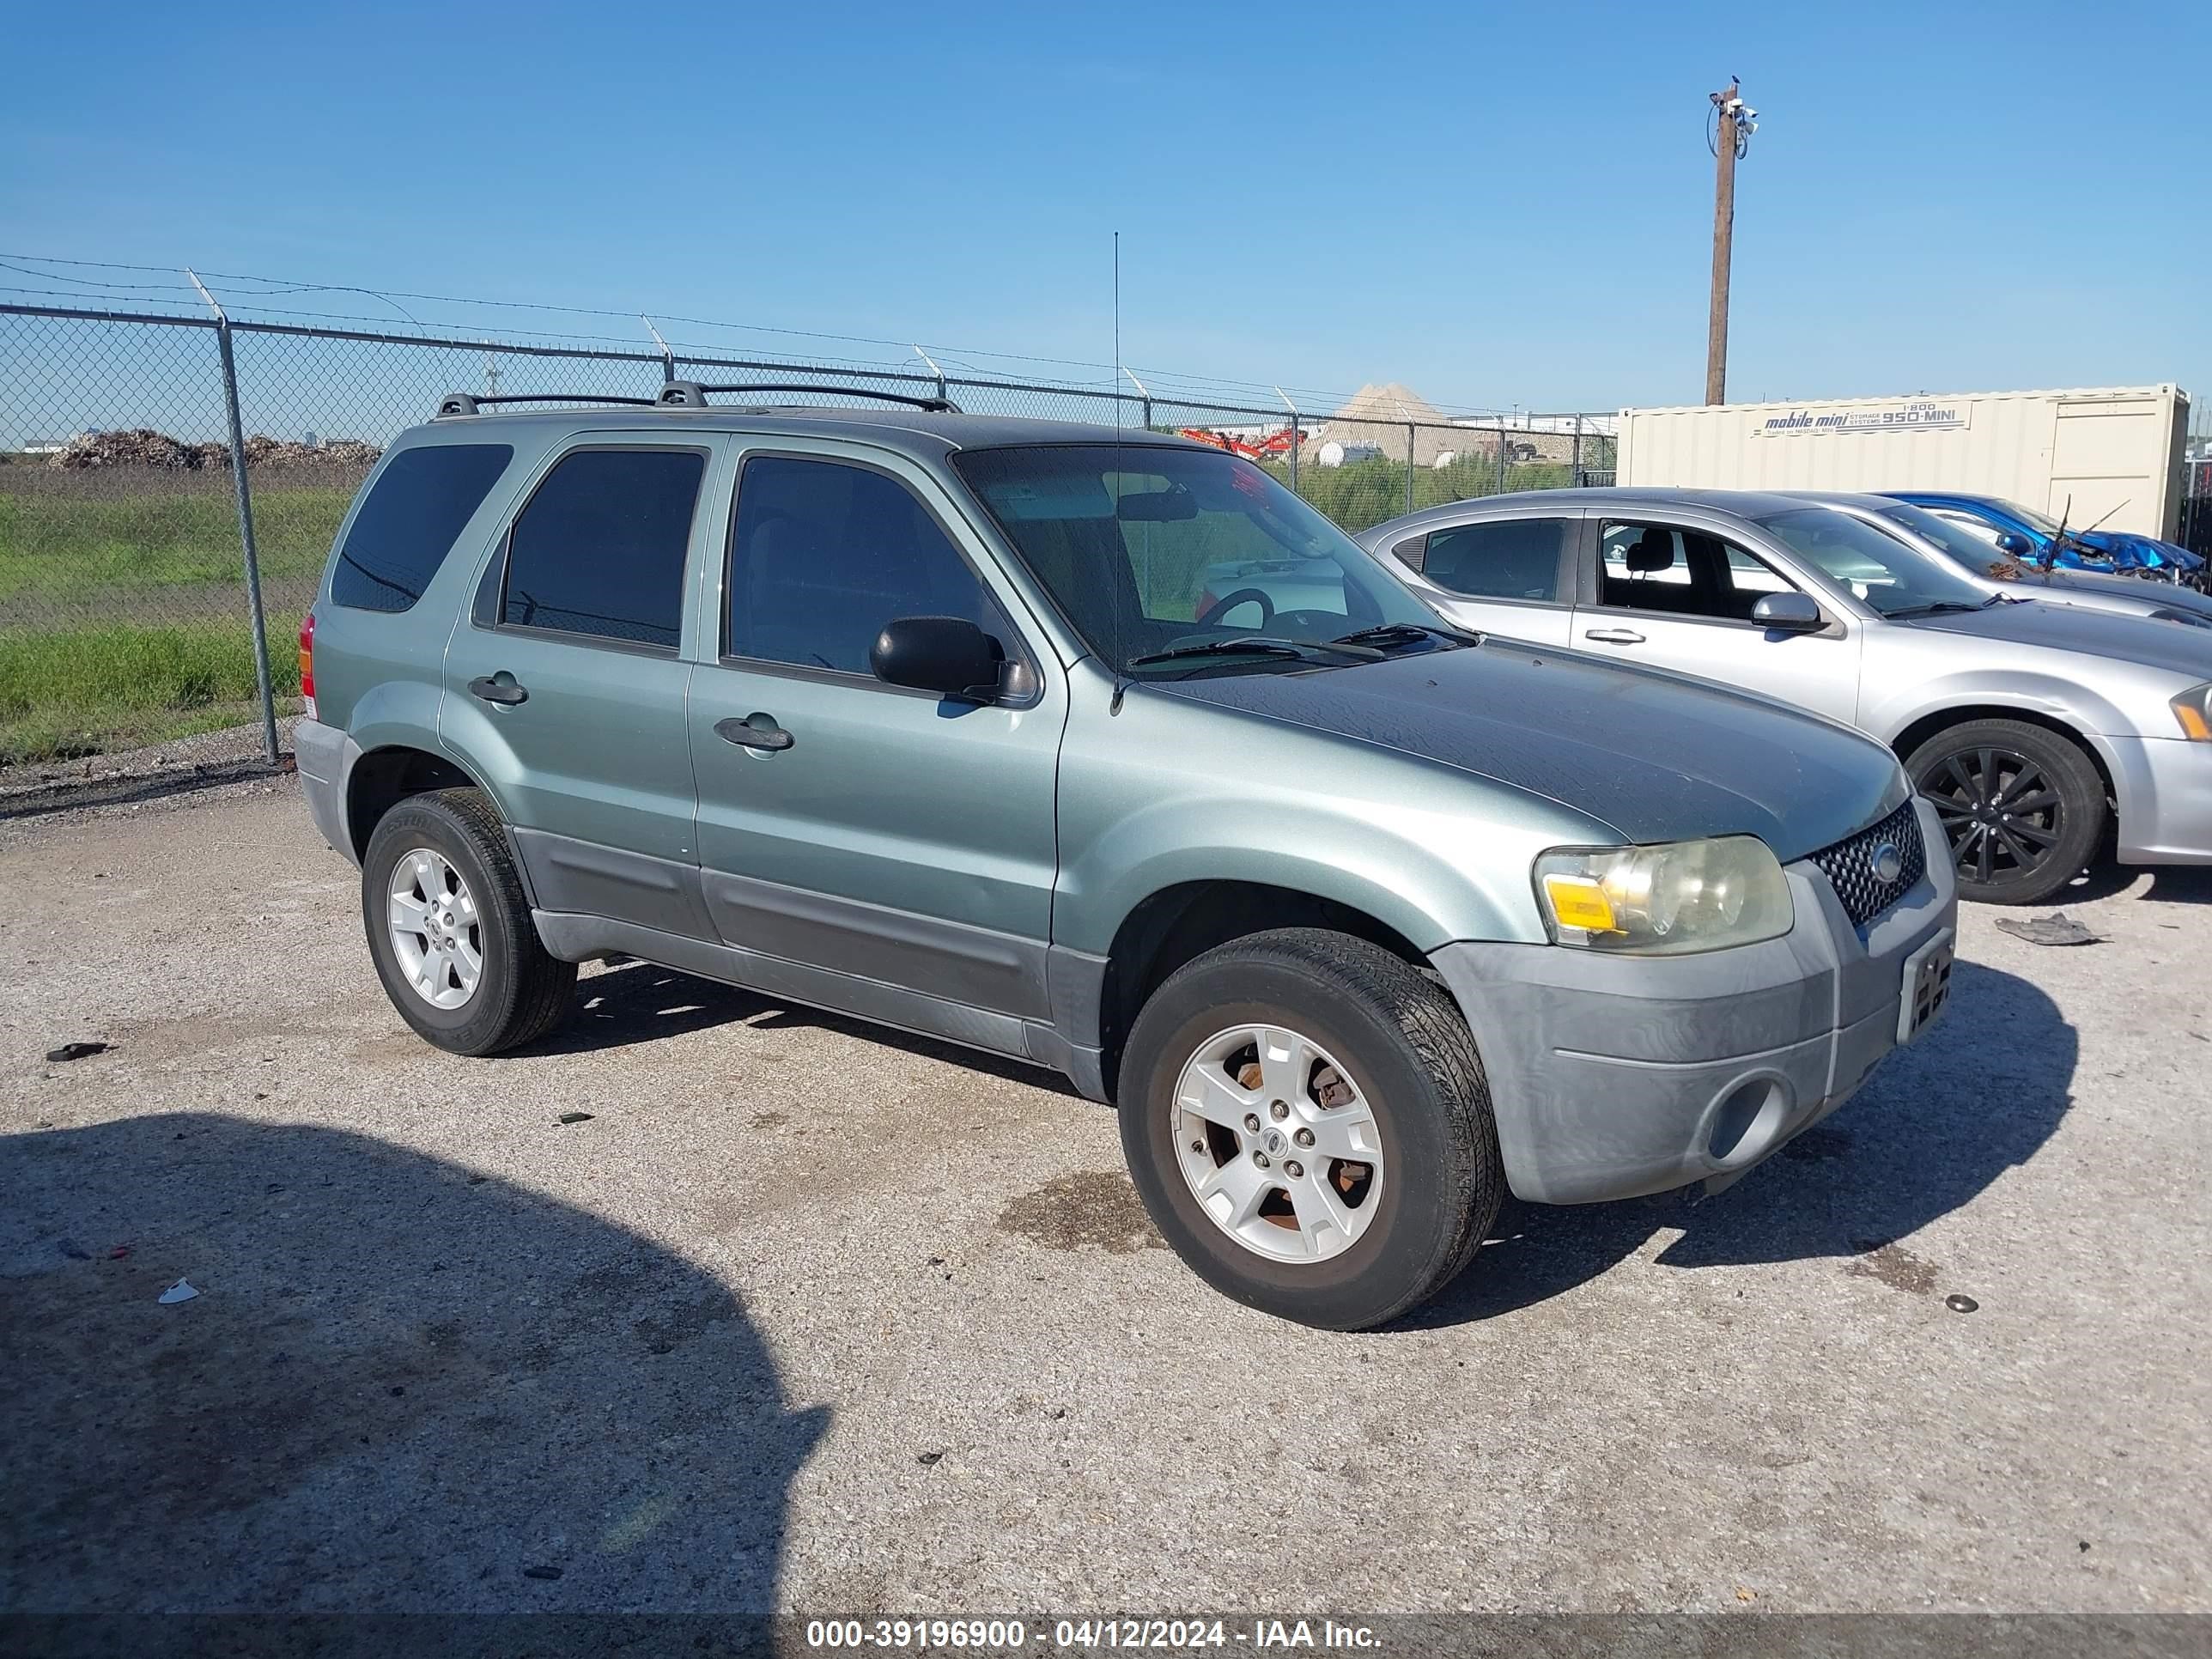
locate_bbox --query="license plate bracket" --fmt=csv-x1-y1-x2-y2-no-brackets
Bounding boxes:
1897,928,1954,1043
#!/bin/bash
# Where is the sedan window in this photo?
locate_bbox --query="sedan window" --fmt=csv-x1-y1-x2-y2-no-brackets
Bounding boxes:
1419,518,1569,603
1596,521,1800,623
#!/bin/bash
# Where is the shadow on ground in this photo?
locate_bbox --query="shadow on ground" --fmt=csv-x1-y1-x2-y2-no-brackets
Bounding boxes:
2058,860,2212,905
1409,959,2076,1327
0,1112,828,1613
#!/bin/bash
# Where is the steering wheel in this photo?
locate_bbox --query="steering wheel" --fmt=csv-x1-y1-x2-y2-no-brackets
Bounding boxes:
1195,586,1276,629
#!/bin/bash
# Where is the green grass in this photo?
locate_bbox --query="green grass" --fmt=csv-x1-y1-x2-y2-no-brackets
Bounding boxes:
0,620,301,765
0,479,352,602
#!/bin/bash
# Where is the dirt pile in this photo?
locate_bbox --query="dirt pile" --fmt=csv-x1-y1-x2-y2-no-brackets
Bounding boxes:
50,430,381,471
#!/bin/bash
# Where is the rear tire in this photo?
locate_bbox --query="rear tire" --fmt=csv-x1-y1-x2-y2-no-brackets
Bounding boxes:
1906,718,2105,906
362,788,575,1055
1117,927,1502,1330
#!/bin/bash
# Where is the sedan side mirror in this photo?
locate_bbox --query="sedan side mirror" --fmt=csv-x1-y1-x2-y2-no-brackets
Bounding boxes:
1751,592,1823,631
870,615,1005,702
1994,532,2033,556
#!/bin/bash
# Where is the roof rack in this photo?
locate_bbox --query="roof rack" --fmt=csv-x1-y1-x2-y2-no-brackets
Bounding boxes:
433,391,664,418
656,379,962,414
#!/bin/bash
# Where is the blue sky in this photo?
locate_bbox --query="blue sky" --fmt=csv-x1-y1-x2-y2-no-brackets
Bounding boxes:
4,0,2207,417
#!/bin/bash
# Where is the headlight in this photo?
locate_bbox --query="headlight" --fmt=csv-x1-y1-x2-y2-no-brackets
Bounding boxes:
2171,683,2212,740
1534,836,1793,955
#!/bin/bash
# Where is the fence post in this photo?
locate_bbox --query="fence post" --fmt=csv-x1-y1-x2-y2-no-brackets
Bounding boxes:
1570,416,1583,485
1406,422,1417,518
186,270,280,765
1496,427,1509,495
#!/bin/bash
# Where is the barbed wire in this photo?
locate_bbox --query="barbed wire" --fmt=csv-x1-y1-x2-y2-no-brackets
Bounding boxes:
0,252,1560,420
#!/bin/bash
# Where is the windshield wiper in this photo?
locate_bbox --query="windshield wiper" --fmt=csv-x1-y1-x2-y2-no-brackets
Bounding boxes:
1330,621,1482,651
1125,635,1385,672
1887,600,1992,619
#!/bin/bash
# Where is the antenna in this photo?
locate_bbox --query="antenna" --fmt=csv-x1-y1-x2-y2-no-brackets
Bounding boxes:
2043,495,2073,572
2078,499,2130,538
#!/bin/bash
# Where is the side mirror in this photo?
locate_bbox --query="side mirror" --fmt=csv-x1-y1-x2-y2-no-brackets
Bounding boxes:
870,615,1005,702
1994,532,2033,556
1752,592,1823,631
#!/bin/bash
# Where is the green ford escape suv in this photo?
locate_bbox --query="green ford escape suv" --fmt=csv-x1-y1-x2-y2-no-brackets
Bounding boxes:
295,384,1957,1329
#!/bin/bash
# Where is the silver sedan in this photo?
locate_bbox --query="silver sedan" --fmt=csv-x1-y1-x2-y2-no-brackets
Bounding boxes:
1802,492,2212,630
1359,487,2212,905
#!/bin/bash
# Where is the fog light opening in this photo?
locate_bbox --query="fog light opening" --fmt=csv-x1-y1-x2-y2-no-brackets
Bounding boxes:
1706,1076,1790,1166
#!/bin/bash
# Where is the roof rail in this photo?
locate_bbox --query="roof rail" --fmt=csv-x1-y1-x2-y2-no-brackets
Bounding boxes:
433,390,664,418
656,379,962,415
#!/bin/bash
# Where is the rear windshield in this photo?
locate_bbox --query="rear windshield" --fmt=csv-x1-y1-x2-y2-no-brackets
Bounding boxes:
331,444,513,613
951,444,1438,674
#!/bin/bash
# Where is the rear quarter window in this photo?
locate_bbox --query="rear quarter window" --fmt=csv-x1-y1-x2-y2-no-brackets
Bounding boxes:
331,444,514,613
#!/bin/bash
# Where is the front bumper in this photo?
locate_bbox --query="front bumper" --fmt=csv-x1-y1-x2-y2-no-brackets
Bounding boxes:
2103,734,2212,865
1430,799,1959,1205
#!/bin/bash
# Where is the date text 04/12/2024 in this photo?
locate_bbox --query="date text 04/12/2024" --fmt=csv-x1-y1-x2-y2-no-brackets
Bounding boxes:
805,1619,1382,1650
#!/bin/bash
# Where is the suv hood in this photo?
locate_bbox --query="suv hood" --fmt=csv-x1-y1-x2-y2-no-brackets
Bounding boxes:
1154,643,1903,862
1900,598,2212,680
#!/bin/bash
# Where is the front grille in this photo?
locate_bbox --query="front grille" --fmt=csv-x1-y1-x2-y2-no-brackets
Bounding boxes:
1809,799,1927,928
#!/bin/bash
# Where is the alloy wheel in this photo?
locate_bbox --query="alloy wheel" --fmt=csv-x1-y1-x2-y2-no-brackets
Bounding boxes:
1917,746,2064,888
386,847,483,1010
1170,1023,1384,1263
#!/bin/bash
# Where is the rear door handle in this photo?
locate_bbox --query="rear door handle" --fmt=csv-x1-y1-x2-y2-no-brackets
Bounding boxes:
716,715,794,752
468,673,528,705
1583,628,1646,645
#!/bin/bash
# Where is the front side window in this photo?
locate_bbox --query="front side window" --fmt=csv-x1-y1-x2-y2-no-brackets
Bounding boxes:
499,447,703,649
953,445,1447,677
726,455,1010,676
1420,517,1569,602
1597,521,1801,623
1753,507,1998,618
331,443,513,613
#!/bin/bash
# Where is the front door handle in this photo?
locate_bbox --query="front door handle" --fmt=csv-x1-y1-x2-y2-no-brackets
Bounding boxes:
1583,628,1646,645
716,714,794,752
468,673,528,705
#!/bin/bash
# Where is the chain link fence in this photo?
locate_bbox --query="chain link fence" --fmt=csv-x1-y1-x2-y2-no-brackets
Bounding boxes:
2183,399,2212,562
0,301,1613,790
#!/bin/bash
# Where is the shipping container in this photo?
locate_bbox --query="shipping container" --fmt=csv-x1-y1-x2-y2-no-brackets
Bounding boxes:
1616,385,2191,538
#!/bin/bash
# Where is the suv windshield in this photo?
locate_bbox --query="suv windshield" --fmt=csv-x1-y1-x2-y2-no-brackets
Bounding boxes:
953,444,1451,676
1755,507,1998,618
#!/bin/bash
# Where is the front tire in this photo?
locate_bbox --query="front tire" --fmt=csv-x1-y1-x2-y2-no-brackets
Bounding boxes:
362,788,576,1055
1117,928,1502,1330
1906,718,2105,906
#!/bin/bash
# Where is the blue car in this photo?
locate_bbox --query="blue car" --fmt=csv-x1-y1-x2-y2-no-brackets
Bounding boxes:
1885,491,2204,581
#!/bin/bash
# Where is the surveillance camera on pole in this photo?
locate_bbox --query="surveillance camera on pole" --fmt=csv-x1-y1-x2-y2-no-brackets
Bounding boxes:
1705,77,1759,404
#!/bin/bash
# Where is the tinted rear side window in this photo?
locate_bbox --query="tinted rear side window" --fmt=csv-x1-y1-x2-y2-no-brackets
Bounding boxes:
499,448,704,649
331,444,513,612
1421,518,1569,601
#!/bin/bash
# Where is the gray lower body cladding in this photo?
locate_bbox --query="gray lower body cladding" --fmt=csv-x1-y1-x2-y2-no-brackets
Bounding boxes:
1431,800,1959,1205
294,717,356,864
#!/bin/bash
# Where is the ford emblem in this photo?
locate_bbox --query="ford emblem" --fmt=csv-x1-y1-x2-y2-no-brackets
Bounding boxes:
1869,842,1904,884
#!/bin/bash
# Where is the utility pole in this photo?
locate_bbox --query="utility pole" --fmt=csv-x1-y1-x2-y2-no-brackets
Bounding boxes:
1705,77,1758,405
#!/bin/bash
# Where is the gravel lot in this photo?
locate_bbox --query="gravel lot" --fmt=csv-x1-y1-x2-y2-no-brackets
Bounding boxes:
2,779,2207,1620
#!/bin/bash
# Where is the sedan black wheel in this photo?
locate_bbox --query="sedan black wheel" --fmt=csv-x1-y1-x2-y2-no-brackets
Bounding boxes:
1905,718,2105,906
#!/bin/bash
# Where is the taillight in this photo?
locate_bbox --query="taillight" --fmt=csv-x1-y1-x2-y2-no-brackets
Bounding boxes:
298,610,317,720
